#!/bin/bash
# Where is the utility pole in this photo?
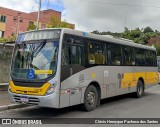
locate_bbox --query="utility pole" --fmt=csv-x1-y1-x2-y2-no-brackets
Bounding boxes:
36,0,42,30
14,12,21,37
124,7,128,29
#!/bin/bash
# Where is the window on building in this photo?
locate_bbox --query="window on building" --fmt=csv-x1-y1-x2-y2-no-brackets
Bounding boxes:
29,21,34,25
0,31,4,38
0,15,6,23
13,16,17,21
19,18,23,23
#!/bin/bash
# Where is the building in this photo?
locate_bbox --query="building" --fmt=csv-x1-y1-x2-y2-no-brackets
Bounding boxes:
0,6,75,38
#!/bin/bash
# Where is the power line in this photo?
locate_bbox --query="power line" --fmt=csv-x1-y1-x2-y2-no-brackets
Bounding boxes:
80,0,160,9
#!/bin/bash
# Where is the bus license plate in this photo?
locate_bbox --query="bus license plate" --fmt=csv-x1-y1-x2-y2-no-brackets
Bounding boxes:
20,97,28,102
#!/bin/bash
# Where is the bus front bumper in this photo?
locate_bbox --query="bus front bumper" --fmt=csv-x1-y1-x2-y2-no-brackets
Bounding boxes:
8,90,60,108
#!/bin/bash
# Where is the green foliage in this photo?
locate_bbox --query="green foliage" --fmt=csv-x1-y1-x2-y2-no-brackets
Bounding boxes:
92,30,121,37
0,35,16,43
92,30,100,34
0,38,8,43
143,26,154,33
91,27,160,55
154,44,160,56
61,20,68,28
92,27,160,45
48,15,70,28
27,24,36,31
48,15,61,28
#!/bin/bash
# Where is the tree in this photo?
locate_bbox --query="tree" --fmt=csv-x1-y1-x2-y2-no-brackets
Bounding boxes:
91,27,160,49
91,30,100,35
48,15,61,28
143,27,154,33
154,44,160,56
61,20,68,28
27,24,36,31
48,16,70,28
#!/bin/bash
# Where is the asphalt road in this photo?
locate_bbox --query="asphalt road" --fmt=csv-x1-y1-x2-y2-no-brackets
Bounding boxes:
1,85,160,127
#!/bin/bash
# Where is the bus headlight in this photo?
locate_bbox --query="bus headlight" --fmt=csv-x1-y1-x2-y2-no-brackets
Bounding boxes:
45,84,55,95
8,81,13,92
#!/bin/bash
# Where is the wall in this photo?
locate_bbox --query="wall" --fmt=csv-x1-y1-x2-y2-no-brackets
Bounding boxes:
0,44,13,83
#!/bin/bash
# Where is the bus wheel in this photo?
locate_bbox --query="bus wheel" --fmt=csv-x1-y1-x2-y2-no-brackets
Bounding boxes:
133,80,144,98
83,85,98,111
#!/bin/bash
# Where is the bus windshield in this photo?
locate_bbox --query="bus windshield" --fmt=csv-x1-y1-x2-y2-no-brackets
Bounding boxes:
11,40,59,81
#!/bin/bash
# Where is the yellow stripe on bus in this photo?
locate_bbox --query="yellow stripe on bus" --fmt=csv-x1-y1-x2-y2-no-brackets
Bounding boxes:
35,70,53,74
9,81,50,96
121,72,158,88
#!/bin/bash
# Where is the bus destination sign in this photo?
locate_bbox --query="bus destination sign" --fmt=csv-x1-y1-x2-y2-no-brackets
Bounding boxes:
17,30,61,43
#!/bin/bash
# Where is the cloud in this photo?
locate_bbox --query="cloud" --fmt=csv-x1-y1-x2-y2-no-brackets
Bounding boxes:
62,0,160,32
1,0,160,32
0,0,38,12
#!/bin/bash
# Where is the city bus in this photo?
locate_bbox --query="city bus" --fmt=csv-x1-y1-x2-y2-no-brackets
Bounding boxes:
8,28,158,111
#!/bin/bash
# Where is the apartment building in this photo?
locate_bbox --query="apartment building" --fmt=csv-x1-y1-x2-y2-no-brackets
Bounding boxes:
0,6,75,38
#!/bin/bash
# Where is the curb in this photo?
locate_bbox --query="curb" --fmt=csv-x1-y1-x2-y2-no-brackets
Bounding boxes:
0,83,8,91
0,86,8,91
0,104,27,111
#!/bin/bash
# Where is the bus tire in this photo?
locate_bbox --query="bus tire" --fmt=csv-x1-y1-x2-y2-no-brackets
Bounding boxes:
82,85,98,112
133,80,144,98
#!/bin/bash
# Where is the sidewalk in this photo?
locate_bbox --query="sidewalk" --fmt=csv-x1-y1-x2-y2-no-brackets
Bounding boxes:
0,85,27,111
0,85,12,106
0,90,11,106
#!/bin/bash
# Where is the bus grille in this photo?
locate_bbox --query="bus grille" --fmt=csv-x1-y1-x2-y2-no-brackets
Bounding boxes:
13,81,44,88
13,95,40,105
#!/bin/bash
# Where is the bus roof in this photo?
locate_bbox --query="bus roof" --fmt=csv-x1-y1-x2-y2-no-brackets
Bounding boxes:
21,28,156,51
62,28,155,51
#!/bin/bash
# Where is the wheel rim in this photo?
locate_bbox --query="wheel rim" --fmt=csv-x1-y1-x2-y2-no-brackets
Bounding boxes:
138,84,143,95
86,91,96,107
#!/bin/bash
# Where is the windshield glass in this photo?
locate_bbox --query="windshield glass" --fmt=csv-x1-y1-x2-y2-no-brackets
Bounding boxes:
11,40,59,80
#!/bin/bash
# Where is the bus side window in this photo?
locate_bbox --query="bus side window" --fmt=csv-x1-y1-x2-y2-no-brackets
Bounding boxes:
61,44,69,67
107,44,122,66
88,40,105,65
145,50,153,66
153,51,157,66
123,46,135,66
71,46,82,65
135,49,145,66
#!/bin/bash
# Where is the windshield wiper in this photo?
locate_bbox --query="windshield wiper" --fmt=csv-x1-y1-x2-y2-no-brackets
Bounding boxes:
32,40,47,57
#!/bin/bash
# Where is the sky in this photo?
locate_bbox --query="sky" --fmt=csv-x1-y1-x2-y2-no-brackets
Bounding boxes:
1,0,160,32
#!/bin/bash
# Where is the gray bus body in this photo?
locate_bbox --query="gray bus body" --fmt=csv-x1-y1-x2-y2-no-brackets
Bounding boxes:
8,28,158,109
